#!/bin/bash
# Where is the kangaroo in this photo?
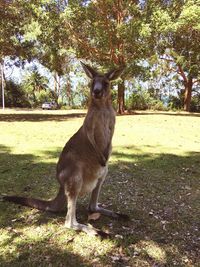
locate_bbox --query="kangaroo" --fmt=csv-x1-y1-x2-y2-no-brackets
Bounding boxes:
2,62,125,235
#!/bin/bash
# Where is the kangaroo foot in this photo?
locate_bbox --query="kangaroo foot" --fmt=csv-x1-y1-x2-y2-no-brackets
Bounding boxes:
65,221,97,235
89,206,129,220
65,221,109,237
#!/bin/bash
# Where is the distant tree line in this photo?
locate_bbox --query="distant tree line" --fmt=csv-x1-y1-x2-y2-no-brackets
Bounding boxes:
0,0,200,112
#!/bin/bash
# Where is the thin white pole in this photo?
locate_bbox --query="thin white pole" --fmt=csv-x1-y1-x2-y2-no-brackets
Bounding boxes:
1,60,5,110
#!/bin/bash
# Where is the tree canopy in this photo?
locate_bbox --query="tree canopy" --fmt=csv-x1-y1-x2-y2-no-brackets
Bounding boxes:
147,0,200,111
0,0,200,112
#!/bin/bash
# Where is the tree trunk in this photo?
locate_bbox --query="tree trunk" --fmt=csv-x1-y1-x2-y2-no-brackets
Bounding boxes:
54,72,58,93
57,75,61,96
1,60,5,109
66,80,72,107
117,80,125,114
184,77,193,112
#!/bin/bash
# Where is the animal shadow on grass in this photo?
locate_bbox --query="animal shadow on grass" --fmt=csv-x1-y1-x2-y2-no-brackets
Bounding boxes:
0,232,90,267
1,144,200,265
131,111,200,118
0,112,86,122
0,144,128,230
108,148,200,265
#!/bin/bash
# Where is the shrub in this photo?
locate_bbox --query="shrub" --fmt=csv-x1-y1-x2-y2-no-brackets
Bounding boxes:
190,95,200,112
35,90,51,104
126,89,167,111
168,95,183,110
151,100,168,111
4,80,31,108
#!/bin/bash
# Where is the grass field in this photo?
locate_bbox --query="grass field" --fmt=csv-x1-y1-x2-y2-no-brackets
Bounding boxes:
0,109,200,267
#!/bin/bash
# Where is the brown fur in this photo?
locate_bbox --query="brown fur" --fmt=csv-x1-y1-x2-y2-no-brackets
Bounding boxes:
2,62,125,235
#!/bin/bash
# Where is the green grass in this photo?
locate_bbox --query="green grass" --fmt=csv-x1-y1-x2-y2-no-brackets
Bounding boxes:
0,109,200,266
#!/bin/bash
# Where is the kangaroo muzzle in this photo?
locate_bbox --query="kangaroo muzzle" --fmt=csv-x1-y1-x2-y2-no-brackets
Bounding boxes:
93,88,103,99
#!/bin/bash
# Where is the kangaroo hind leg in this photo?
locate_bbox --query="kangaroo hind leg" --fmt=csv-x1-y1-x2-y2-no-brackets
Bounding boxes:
89,175,129,220
88,177,118,218
64,173,98,236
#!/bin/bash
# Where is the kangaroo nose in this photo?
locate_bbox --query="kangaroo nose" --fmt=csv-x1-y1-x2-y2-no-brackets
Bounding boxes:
93,88,103,99
94,88,101,95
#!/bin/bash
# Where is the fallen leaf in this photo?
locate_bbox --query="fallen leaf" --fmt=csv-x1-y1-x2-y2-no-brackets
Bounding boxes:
66,237,75,244
88,213,101,221
115,234,123,239
111,256,120,262
119,246,123,255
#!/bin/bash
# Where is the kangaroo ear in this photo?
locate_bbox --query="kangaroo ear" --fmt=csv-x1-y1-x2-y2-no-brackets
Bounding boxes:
81,62,98,79
106,67,125,81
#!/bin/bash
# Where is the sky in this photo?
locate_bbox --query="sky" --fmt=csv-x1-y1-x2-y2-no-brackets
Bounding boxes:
4,58,53,86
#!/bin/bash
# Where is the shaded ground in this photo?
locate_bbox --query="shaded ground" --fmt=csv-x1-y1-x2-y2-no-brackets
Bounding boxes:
0,112,85,122
0,110,200,266
1,109,200,122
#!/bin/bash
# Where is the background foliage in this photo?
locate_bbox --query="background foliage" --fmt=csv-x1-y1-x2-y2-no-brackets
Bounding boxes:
0,0,200,112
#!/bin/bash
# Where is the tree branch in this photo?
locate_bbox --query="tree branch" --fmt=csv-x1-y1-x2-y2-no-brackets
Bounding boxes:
177,64,188,83
97,1,119,64
65,21,110,60
159,55,190,84
193,79,200,85
159,57,174,62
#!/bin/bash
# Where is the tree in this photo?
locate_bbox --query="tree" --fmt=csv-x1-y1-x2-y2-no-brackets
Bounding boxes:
23,68,48,92
3,79,30,107
0,0,72,100
0,0,39,61
0,1,22,59
22,68,49,105
63,0,151,113
24,0,72,93
0,0,42,108
148,0,200,111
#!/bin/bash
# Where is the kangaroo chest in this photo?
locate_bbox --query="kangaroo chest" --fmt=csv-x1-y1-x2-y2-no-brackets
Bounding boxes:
93,109,115,150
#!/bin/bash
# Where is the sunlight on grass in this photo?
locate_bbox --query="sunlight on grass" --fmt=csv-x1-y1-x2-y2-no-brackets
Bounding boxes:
134,240,167,263
0,225,115,266
72,233,115,258
0,229,19,263
0,110,200,266
114,114,200,155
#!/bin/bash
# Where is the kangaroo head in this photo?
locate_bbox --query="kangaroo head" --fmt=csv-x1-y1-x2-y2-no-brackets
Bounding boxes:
81,62,124,100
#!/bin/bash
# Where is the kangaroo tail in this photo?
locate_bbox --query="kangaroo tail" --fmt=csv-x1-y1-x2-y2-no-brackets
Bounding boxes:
2,186,66,213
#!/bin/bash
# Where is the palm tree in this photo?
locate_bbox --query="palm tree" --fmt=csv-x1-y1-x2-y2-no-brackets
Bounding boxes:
23,68,49,104
24,69,48,93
